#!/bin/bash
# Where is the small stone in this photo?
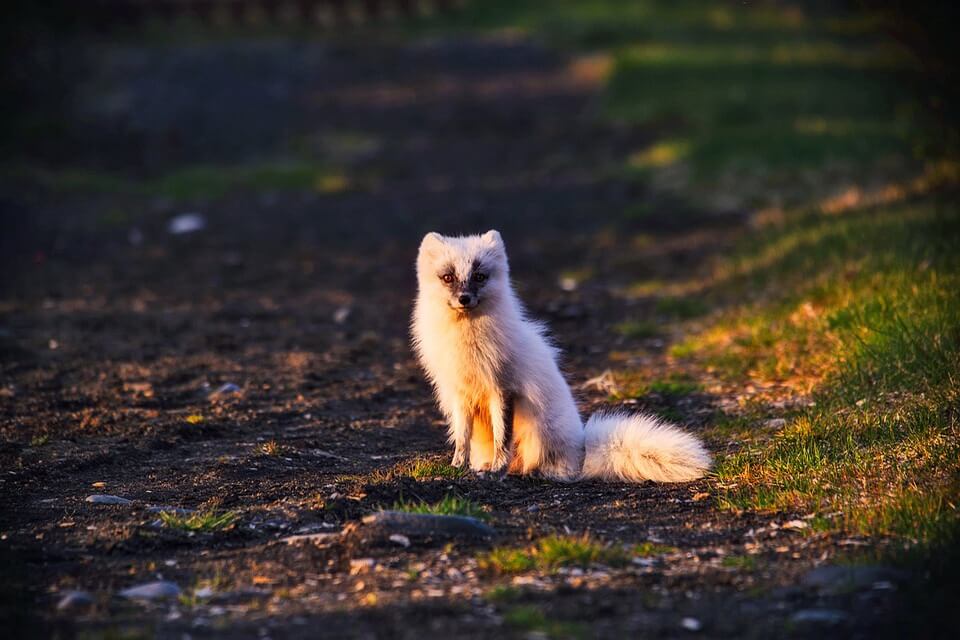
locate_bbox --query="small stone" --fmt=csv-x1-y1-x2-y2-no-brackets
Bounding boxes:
85,494,133,505
389,534,411,548
333,306,352,324
681,617,702,631
167,213,206,235
526,504,540,513
118,581,181,601
764,418,786,429
195,587,215,599
209,383,241,398
359,511,495,544
790,609,849,625
57,590,94,612
782,519,809,530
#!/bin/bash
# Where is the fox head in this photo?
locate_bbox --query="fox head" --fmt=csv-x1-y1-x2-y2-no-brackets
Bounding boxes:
416,230,509,313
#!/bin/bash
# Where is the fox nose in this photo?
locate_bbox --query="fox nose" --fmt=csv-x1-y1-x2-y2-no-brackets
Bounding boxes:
458,294,472,306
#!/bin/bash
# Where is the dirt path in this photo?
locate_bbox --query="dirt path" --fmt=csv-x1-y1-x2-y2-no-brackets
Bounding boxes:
1,35,910,638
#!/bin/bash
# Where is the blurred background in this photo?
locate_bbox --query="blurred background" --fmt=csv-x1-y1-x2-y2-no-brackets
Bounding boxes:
1,2,958,636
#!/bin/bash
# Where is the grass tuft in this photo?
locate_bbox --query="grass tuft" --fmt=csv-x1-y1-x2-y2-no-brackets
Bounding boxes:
391,495,488,520
480,534,636,574
158,509,238,533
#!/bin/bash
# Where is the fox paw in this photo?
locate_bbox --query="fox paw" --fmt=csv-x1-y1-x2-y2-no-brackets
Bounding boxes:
451,450,468,468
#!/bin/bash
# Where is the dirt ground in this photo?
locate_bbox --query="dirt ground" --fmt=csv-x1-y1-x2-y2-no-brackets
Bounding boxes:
0,34,930,638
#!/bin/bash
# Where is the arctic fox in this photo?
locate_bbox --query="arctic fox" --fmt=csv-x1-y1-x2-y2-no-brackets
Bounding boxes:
411,230,711,482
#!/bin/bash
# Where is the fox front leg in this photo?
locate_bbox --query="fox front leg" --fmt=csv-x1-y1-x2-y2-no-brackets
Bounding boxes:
449,407,472,469
488,393,514,474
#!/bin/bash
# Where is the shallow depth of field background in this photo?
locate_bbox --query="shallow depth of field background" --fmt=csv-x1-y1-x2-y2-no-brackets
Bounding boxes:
1,1,958,638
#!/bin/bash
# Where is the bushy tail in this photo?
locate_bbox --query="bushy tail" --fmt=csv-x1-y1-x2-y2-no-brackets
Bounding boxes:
581,412,711,482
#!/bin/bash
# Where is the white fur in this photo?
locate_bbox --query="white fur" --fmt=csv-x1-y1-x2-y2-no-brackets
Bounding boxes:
411,230,711,483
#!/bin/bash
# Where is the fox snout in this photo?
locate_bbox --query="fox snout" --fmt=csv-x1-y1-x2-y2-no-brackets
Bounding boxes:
452,291,478,310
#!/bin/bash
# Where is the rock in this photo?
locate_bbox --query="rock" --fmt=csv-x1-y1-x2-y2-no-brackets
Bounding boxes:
209,382,241,398
333,306,352,324
281,532,339,546
167,213,206,235
357,511,495,545
118,581,181,601
764,418,787,429
389,533,411,547
802,565,908,593
680,617,702,632
57,590,94,612
790,609,849,625
85,494,133,505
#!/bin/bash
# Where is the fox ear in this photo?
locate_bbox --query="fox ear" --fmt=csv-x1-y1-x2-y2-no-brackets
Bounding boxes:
481,229,503,248
420,232,445,255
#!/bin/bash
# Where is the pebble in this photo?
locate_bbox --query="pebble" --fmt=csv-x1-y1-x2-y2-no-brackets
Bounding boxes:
167,213,206,235
764,418,787,429
360,511,495,543
680,617,702,631
209,382,241,398
790,609,849,625
56,590,94,612
118,581,182,601
85,494,133,505
389,533,411,547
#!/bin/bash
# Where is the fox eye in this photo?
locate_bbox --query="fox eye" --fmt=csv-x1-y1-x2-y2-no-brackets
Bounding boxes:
472,273,487,282
440,273,455,284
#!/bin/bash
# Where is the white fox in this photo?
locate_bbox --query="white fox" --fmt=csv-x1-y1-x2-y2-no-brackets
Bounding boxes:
411,230,711,482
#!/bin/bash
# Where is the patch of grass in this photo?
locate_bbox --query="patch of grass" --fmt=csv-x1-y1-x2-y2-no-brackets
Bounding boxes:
372,457,467,483
632,541,677,557
613,371,701,400
655,296,710,319
694,196,960,543
391,494,489,521
484,585,522,603
2,161,350,200
158,509,238,533
480,534,631,574
184,414,204,425
256,440,287,456
647,373,702,396
615,319,659,339
29,434,49,447
721,554,759,570
502,605,587,640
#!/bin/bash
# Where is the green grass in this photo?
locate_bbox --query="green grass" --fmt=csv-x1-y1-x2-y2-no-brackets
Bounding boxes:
407,0,934,211
480,535,634,574
2,161,350,200
502,605,587,640
158,509,238,533
615,319,659,339
721,554,759,571
391,494,489,521
372,457,467,482
690,195,960,544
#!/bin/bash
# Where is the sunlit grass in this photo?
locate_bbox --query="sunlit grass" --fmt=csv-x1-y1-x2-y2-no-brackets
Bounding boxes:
480,535,637,574
158,509,238,533
370,457,467,483
391,494,489,521
690,194,960,544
